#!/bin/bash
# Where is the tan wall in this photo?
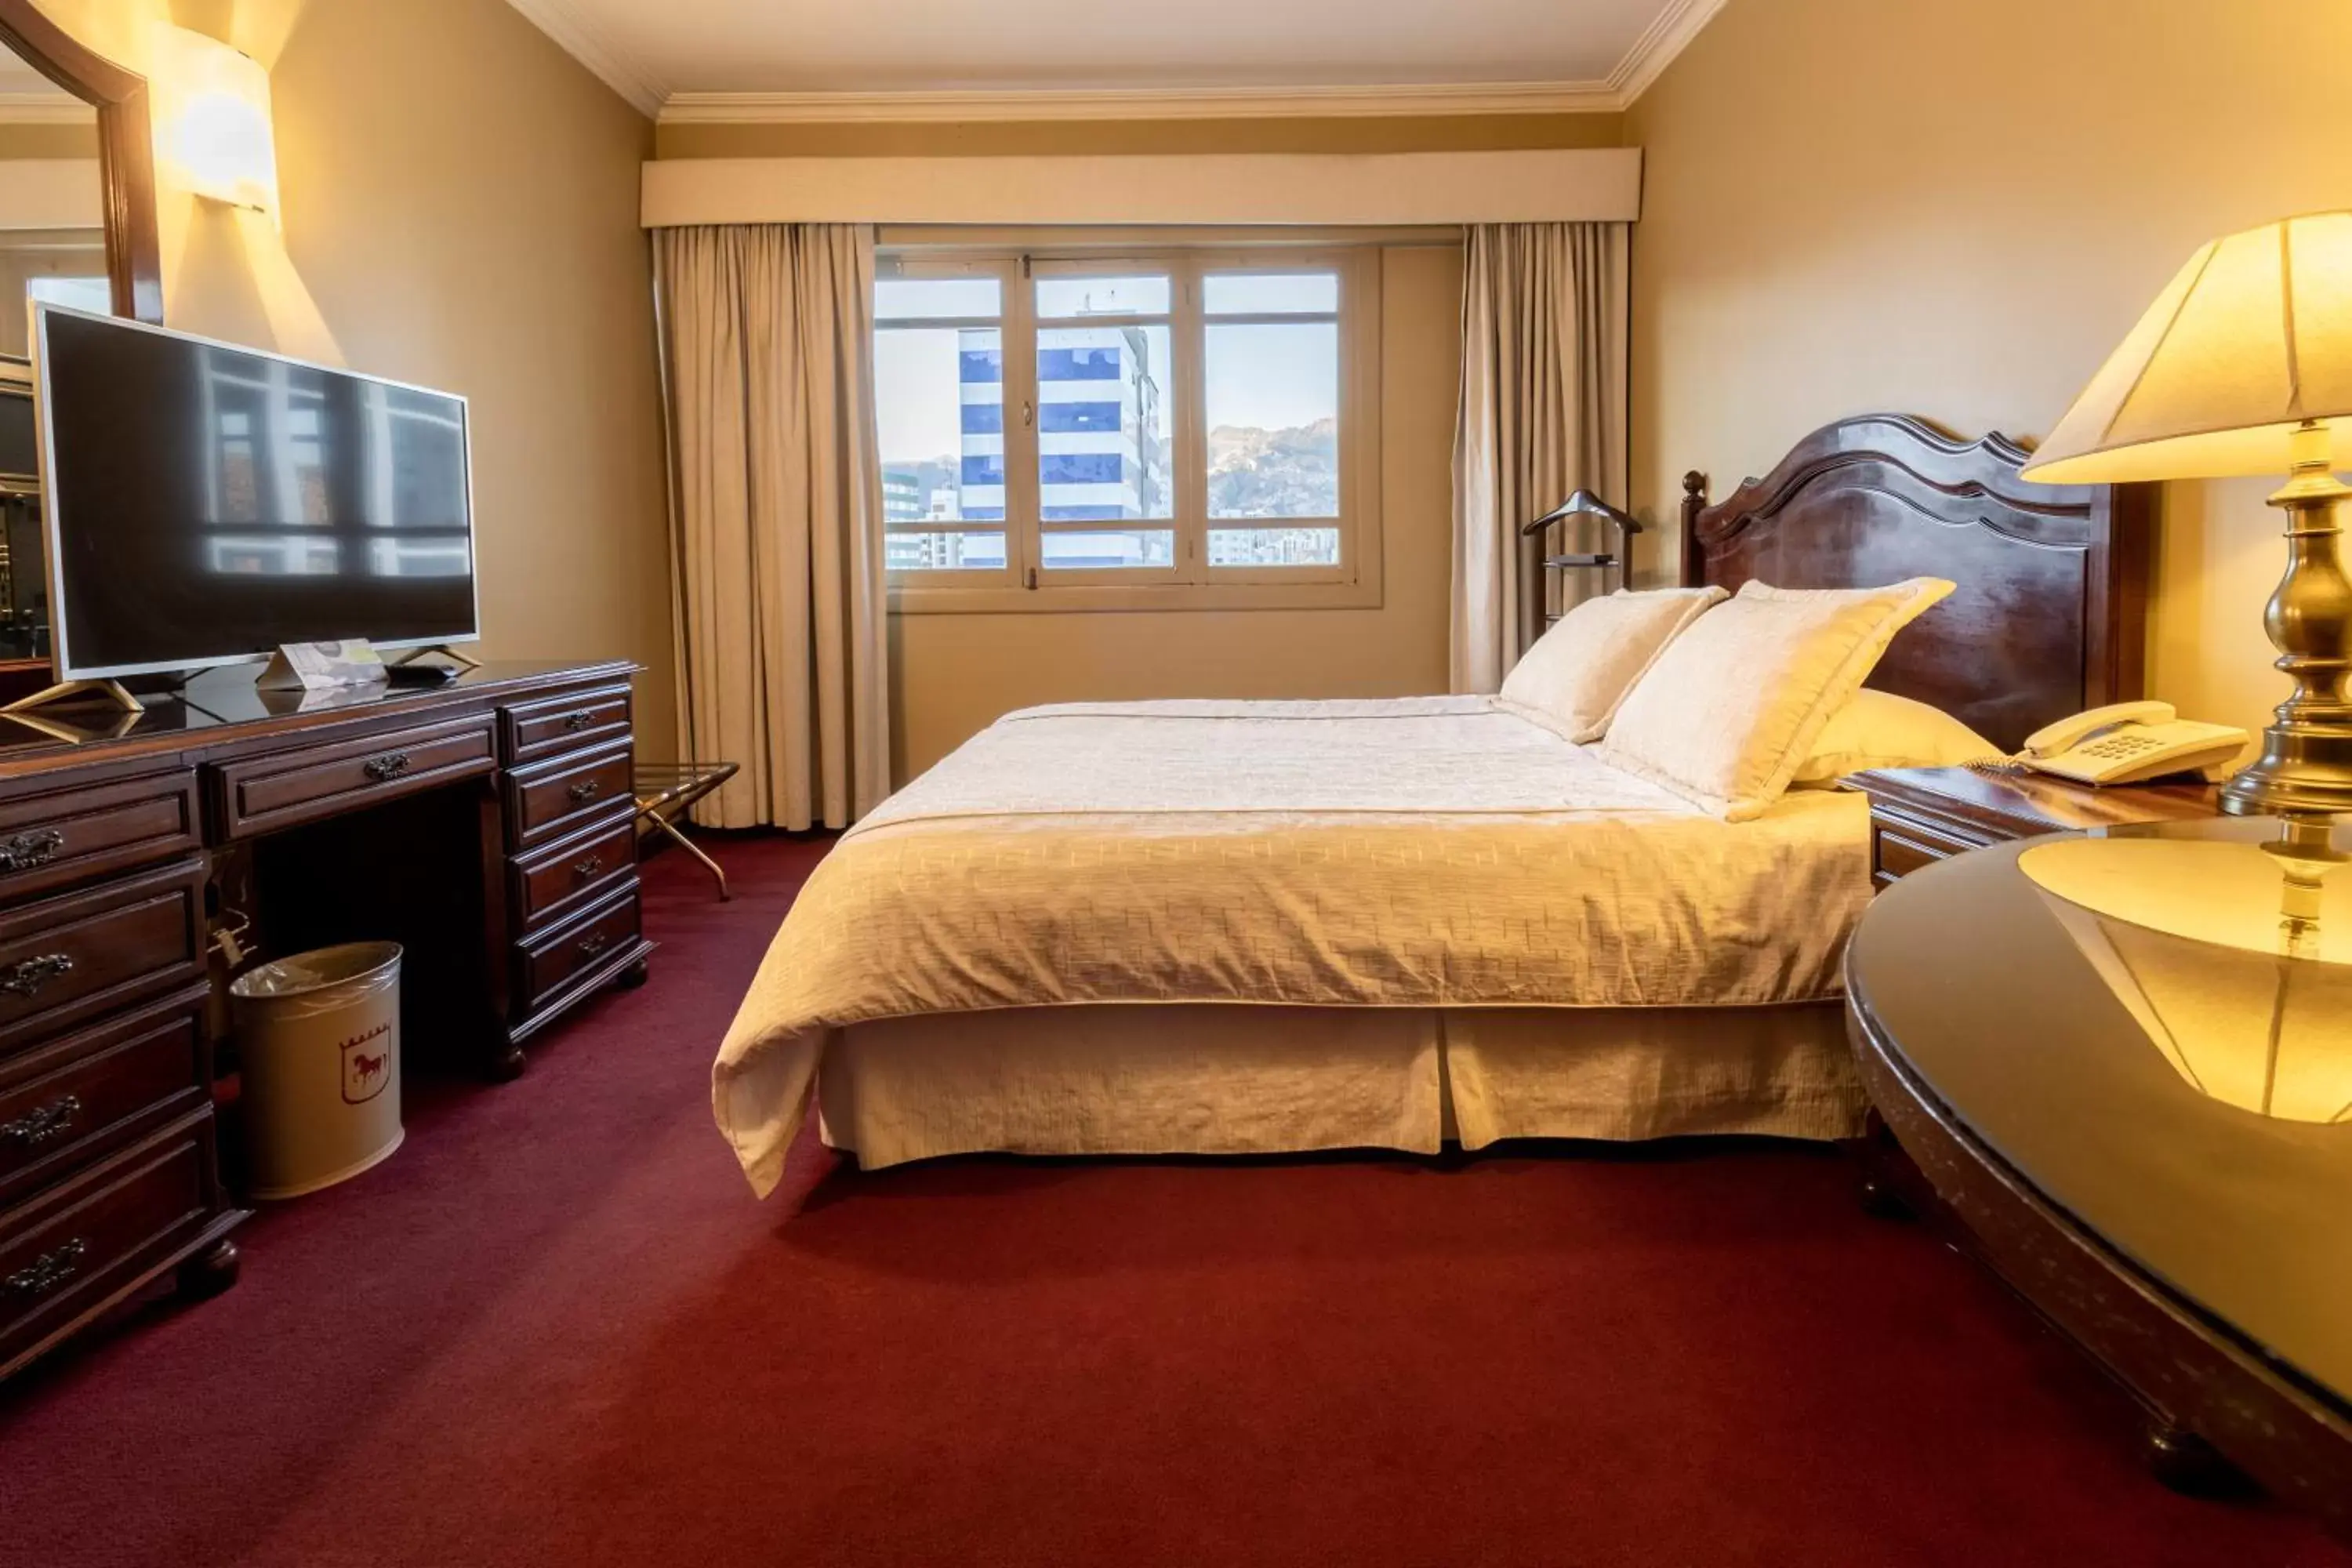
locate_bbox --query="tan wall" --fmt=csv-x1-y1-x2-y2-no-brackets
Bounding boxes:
29,0,673,748
1626,0,2352,740
656,113,1623,161
891,241,1459,779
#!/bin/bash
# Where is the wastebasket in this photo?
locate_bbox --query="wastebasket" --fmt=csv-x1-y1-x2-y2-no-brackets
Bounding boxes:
229,942,404,1200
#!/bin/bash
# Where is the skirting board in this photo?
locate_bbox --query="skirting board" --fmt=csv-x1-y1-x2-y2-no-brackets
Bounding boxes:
641,147,1642,229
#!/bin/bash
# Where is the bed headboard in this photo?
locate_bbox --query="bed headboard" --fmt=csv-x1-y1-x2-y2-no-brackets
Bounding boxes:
1679,414,2154,752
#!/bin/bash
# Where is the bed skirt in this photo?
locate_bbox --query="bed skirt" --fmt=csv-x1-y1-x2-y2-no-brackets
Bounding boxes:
814,1002,1863,1169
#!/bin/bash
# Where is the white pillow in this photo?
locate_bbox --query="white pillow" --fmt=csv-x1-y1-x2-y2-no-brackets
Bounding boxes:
1789,688,2002,786
1599,577,1957,821
1497,586,1729,742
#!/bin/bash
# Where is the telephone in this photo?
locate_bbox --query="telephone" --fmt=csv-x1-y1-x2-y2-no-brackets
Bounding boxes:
2018,702,2250,786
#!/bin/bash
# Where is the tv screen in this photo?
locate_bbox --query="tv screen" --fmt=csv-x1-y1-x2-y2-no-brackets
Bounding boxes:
34,305,477,680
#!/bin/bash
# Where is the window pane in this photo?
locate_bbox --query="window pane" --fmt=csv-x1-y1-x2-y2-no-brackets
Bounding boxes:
1206,321,1338,519
875,276,1000,321
876,326,1003,530
1037,325,1172,524
1203,272,1339,315
1208,527,1342,566
1040,530,1175,569
886,530,1007,572
1035,274,1171,318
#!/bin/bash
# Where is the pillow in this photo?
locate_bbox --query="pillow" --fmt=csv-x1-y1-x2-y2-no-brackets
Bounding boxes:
1599,577,1957,820
1788,688,2002,786
1497,586,1729,742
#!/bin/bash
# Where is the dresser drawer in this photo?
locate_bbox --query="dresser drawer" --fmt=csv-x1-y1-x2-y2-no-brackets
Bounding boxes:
210,716,495,841
0,770,199,906
0,986,209,1210
0,1113,213,1364
0,858,205,1056
510,807,637,929
505,739,633,852
500,684,633,767
514,883,641,1014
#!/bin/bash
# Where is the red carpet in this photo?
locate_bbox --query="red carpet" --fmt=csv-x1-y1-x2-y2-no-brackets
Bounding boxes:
1,833,2342,1568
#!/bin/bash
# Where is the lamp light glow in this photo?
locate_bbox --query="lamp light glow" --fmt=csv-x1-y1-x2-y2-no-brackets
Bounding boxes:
151,25,279,220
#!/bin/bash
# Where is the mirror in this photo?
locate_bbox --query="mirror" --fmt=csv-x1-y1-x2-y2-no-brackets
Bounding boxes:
0,1,165,679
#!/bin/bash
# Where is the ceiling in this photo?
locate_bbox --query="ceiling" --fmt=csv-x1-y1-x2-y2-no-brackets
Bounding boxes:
503,0,1725,119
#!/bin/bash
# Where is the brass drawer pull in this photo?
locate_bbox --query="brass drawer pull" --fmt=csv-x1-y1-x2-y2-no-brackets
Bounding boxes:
0,828,65,872
572,854,604,880
576,931,612,960
0,953,73,999
5,1236,87,1298
561,710,594,733
1,1093,81,1149
362,752,412,783
567,779,602,804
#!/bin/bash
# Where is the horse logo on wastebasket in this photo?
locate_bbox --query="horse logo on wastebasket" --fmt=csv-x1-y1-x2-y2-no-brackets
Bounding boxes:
341,1021,394,1105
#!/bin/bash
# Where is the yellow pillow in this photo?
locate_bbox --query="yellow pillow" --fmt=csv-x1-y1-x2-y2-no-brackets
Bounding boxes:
1790,689,2001,786
1599,578,1957,820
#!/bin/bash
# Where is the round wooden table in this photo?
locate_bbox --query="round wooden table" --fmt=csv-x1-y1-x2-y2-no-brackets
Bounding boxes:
1844,815,2350,1544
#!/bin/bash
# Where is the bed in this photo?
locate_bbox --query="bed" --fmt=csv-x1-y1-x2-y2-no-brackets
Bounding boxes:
714,415,2151,1195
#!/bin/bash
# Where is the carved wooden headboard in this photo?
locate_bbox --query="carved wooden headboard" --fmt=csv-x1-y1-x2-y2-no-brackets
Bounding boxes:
1679,414,2154,753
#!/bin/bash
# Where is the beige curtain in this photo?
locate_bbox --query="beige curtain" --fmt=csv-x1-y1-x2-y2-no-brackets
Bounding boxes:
1450,222,1631,693
654,223,890,830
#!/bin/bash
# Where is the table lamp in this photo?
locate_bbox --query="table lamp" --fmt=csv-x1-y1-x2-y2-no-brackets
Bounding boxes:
2020,211,2352,818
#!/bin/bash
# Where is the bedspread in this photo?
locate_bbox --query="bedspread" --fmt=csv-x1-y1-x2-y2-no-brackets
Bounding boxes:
714,699,1871,1194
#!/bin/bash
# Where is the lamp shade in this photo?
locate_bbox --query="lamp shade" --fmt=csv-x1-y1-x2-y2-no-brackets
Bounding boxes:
2020,212,2352,485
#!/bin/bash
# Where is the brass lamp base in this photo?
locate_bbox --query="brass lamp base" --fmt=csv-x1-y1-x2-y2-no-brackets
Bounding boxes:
2220,425,2352,820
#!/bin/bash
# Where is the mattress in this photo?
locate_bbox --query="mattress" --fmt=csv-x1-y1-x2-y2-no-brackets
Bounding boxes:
716,698,1874,1195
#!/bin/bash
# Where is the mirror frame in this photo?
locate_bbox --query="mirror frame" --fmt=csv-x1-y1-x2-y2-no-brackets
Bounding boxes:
0,0,162,324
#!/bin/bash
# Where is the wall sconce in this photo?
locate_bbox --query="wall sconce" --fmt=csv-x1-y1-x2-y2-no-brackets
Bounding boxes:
151,25,280,222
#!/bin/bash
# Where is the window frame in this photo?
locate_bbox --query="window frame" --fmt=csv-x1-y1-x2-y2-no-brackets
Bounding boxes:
879,243,1382,615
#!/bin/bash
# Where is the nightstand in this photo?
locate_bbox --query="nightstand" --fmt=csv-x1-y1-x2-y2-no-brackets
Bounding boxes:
1844,764,2223,890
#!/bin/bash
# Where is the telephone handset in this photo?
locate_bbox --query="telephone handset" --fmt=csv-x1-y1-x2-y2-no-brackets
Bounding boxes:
2018,701,2250,786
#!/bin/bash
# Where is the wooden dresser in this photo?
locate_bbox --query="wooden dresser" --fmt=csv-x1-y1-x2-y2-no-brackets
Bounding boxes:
0,659,651,1381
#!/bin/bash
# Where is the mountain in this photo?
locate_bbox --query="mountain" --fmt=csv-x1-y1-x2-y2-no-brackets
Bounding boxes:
1207,418,1338,518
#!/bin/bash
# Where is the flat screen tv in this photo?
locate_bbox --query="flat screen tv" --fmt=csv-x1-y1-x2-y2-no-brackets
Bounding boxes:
33,303,477,681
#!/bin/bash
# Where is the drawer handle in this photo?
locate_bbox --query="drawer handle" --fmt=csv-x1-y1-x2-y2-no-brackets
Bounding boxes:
363,752,412,783
576,931,612,960
562,710,594,733
567,779,603,804
572,854,604,880
0,953,73,999
0,828,64,872
1,1093,81,1149
5,1236,87,1298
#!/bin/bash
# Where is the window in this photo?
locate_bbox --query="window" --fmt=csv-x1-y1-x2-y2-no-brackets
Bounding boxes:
875,247,1381,611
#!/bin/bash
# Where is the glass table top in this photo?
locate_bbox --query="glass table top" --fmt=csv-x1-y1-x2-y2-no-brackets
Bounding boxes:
1847,815,2352,1414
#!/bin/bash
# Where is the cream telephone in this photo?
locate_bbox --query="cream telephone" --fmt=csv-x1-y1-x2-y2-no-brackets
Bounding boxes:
2018,702,2250,786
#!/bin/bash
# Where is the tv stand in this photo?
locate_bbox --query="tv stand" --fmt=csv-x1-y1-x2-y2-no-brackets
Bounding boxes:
0,676,143,715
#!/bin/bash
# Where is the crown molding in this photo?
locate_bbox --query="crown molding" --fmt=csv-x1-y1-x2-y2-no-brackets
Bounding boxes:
0,93,95,125
503,0,666,118
660,78,1629,125
1607,0,1730,103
